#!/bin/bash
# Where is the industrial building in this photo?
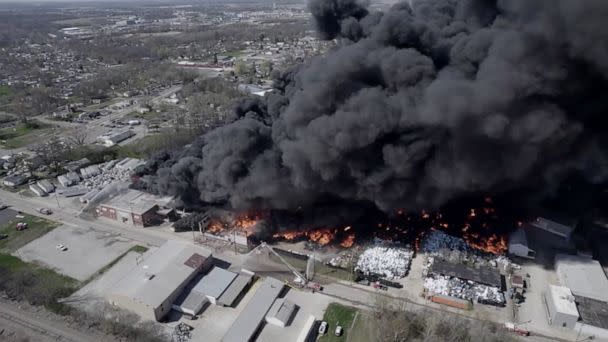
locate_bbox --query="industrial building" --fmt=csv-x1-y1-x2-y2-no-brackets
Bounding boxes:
29,183,47,197
191,267,237,305
172,290,209,317
530,216,576,240
99,130,135,147
222,277,285,342
3,174,27,187
574,296,608,340
544,285,579,329
508,229,536,259
109,240,213,321
265,298,297,327
57,171,80,187
172,267,254,317
96,189,174,227
217,272,254,307
37,179,55,193
555,254,608,302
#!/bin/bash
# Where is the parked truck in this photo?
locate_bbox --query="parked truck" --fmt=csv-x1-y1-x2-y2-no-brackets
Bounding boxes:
504,322,530,336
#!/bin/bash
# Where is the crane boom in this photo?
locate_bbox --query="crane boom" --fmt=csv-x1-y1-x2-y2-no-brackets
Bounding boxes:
258,242,307,283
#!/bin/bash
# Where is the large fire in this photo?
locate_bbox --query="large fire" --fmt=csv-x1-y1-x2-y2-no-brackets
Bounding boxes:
272,228,336,246
233,213,263,235
201,197,518,255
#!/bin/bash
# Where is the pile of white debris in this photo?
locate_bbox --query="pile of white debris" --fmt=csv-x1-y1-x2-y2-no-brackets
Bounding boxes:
355,246,413,279
423,274,505,305
81,158,144,190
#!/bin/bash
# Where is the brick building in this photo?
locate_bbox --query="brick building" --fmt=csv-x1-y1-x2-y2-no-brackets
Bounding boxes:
96,189,174,227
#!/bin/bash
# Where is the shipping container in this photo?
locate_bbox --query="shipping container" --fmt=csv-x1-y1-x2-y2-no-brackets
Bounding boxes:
430,294,472,310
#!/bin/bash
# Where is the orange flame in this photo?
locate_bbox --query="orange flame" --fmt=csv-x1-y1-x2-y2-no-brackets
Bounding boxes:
206,220,225,233
233,213,263,235
340,234,355,248
463,233,508,254
272,228,337,245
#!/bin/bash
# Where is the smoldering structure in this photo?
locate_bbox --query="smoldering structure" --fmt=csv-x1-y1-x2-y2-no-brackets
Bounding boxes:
138,0,608,219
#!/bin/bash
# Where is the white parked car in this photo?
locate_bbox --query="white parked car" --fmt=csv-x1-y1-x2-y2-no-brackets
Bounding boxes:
335,325,343,337
56,244,68,251
318,321,328,335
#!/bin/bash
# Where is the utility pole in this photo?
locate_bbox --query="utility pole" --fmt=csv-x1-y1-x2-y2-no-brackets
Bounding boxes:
54,192,61,209
234,230,237,255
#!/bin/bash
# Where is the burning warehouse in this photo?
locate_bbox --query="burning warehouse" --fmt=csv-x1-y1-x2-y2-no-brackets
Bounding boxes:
134,0,608,253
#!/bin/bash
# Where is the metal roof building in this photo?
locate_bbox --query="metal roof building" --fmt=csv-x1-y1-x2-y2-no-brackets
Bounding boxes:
574,296,608,340
530,216,576,240
217,272,254,307
222,277,284,342
576,296,608,329
508,228,536,259
192,267,237,304
109,240,213,321
545,285,579,329
555,254,608,302
172,290,209,317
265,298,297,327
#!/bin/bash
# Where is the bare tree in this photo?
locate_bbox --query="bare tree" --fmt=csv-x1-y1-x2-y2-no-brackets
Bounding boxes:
367,295,516,342
67,128,88,145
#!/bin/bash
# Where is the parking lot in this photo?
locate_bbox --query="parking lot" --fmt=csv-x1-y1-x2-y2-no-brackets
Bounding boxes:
15,225,134,281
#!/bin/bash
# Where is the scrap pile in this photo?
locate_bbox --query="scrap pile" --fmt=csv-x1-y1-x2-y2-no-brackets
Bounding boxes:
423,274,505,306
328,249,358,269
355,246,413,279
81,158,143,190
421,230,469,254
421,230,514,270
172,323,192,342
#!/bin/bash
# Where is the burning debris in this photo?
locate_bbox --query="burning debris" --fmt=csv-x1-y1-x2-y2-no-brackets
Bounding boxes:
355,246,414,280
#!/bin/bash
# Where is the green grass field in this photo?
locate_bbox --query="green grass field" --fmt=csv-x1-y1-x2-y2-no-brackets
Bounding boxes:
318,303,358,342
348,311,374,342
0,85,12,98
0,213,59,253
0,120,53,148
0,253,79,314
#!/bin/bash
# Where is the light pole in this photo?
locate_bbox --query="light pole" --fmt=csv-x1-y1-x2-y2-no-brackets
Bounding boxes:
54,192,61,209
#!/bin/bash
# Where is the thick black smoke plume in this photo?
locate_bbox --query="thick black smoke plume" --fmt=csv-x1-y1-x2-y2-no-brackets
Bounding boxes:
138,0,608,214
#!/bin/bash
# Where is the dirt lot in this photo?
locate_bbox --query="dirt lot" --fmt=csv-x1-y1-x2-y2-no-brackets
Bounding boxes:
14,225,134,281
